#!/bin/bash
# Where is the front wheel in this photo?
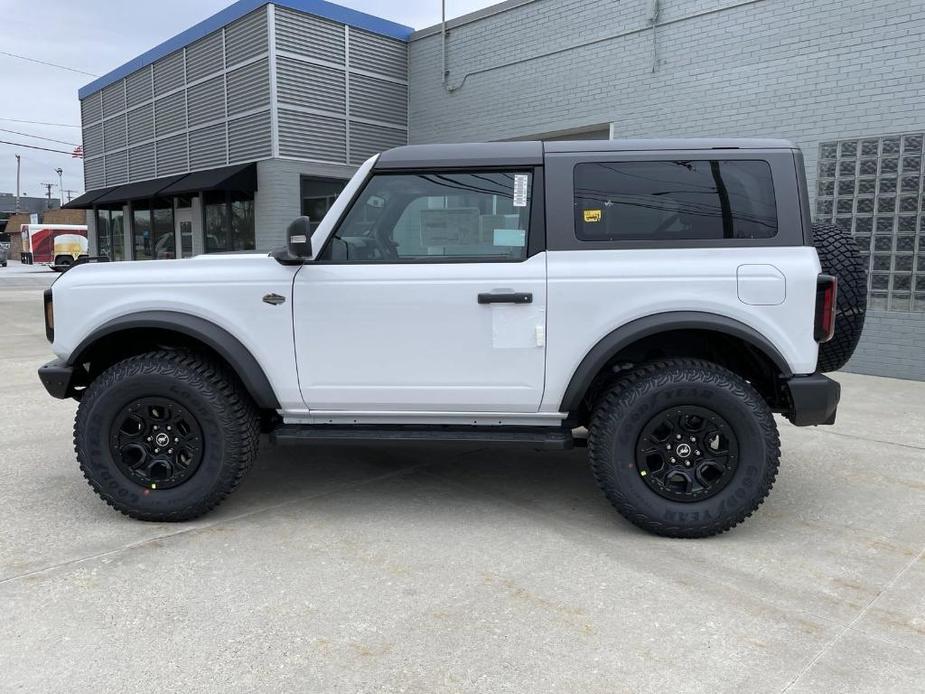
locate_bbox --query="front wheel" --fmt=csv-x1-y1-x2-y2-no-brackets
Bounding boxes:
589,359,780,538
74,350,259,521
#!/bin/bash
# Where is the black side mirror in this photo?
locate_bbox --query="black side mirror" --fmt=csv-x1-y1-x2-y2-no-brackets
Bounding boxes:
287,216,312,258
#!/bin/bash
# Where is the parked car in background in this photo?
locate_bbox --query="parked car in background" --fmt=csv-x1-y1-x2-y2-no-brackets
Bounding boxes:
20,224,88,271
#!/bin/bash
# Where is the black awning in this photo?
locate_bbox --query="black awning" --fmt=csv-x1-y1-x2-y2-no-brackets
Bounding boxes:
93,174,187,205
159,163,257,196
64,163,258,210
63,186,118,209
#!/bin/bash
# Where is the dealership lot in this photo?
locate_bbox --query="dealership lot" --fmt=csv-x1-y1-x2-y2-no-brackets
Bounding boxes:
0,262,922,693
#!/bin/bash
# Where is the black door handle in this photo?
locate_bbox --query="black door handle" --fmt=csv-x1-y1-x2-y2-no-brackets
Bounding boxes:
478,292,533,305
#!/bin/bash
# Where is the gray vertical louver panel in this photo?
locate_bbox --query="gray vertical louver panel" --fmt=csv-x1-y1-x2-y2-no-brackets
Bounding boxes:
228,111,271,163
275,7,344,63
156,134,188,175
185,30,224,82
187,76,226,127
82,123,103,159
278,109,346,163
127,104,155,143
105,151,128,185
129,143,156,182
277,57,345,114
153,51,185,96
103,114,127,151
349,29,407,82
101,81,126,118
189,123,227,169
81,93,102,125
349,121,407,164
226,59,270,116
125,67,153,108
225,8,268,67
350,74,407,126
154,91,186,137
84,157,105,189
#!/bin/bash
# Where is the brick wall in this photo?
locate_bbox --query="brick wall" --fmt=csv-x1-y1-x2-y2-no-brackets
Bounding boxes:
254,158,356,251
408,0,925,379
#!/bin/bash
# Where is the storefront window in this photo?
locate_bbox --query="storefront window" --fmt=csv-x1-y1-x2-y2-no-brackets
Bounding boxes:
96,208,111,259
204,191,255,253
110,208,124,261
96,207,126,261
151,199,174,259
133,202,152,260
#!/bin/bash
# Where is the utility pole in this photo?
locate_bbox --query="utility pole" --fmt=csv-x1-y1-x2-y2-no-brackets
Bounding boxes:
55,168,63,208
41,182,54,209
15,154,21,212
64,189,78,203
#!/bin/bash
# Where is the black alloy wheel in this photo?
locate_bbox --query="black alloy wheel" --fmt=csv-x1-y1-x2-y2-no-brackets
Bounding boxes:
110,397,204,490
636,405,738,502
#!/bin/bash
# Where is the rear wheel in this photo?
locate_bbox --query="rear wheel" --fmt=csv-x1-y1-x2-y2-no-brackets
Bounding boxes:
74,350,259,521
588,359,780,538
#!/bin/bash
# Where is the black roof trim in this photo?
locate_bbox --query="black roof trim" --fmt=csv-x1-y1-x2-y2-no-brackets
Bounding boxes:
544,138,797,153
376,142,544,170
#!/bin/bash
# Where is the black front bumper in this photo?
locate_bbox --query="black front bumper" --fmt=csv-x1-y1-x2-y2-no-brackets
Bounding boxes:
785,373,840,426
38,358,77,399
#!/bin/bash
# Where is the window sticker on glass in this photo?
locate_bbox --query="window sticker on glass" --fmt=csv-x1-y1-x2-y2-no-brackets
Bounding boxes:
584,209,602,223
493,228,526,247
513,174,530,207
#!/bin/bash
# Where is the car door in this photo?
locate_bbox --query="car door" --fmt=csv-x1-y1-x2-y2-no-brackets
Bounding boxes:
293,168,547,413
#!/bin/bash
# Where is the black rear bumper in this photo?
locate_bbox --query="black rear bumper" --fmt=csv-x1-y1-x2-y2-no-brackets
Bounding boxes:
785,373,840,426
38,358,76,399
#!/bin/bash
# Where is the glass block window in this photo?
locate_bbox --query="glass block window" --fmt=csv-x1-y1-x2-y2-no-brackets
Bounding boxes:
818,133,925,312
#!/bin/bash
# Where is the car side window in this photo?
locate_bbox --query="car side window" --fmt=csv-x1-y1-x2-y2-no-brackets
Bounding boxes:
573,160,778,241
321,171,532,262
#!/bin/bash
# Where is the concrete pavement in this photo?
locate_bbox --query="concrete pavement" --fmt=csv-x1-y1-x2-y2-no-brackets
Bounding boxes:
1,262,922,692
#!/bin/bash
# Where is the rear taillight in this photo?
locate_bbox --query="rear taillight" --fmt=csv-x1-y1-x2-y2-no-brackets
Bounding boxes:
815,274,837,343
43,288,54,343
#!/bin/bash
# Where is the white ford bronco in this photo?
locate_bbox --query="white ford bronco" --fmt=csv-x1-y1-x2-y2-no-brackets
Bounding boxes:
39,139,866,537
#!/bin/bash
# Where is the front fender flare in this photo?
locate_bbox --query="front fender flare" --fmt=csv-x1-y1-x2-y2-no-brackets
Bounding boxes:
69,310,280,410
558,311,793,413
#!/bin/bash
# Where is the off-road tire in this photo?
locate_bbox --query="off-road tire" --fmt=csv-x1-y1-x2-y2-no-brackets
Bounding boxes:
74,350,259,521
812,222,867,373
588,359,780,538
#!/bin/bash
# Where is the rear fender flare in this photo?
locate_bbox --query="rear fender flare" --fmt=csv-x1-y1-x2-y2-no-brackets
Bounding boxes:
558,311,793,413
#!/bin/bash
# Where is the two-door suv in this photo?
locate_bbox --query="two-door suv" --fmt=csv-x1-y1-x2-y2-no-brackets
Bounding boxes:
39,139,866,537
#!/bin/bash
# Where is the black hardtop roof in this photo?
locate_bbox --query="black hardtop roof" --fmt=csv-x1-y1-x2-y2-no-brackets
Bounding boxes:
375,138,797,170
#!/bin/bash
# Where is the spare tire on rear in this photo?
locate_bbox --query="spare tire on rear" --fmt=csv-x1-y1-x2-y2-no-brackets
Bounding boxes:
812,222,867,372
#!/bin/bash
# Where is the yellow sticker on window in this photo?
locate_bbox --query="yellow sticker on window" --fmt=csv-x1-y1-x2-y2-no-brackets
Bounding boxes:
584,209,602,223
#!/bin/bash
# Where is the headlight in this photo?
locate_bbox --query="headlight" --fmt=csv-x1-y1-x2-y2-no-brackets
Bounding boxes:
43,289,54,343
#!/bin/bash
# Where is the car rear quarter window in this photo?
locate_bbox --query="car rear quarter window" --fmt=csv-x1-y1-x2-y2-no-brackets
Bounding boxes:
573,160,778,242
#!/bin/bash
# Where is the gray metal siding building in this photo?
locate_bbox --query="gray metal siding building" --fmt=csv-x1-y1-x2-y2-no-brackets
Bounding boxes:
71,0,925,380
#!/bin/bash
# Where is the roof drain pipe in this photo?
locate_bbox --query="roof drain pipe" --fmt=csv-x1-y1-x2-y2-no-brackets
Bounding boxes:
647,0,661,73
442,0,453,92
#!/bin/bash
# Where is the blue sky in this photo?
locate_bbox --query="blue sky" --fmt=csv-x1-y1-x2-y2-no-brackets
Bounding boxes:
0,0,496,198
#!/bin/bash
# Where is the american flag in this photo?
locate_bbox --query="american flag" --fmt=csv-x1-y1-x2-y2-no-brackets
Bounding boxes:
72,145,83,159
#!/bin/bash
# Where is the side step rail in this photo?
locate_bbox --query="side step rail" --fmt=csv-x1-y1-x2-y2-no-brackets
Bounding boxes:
271,424,574,450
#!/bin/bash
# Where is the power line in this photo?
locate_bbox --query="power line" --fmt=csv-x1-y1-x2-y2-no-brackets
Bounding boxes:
0,140,75,155
0,50,98,77
0,128,79,147
0,117,80,128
